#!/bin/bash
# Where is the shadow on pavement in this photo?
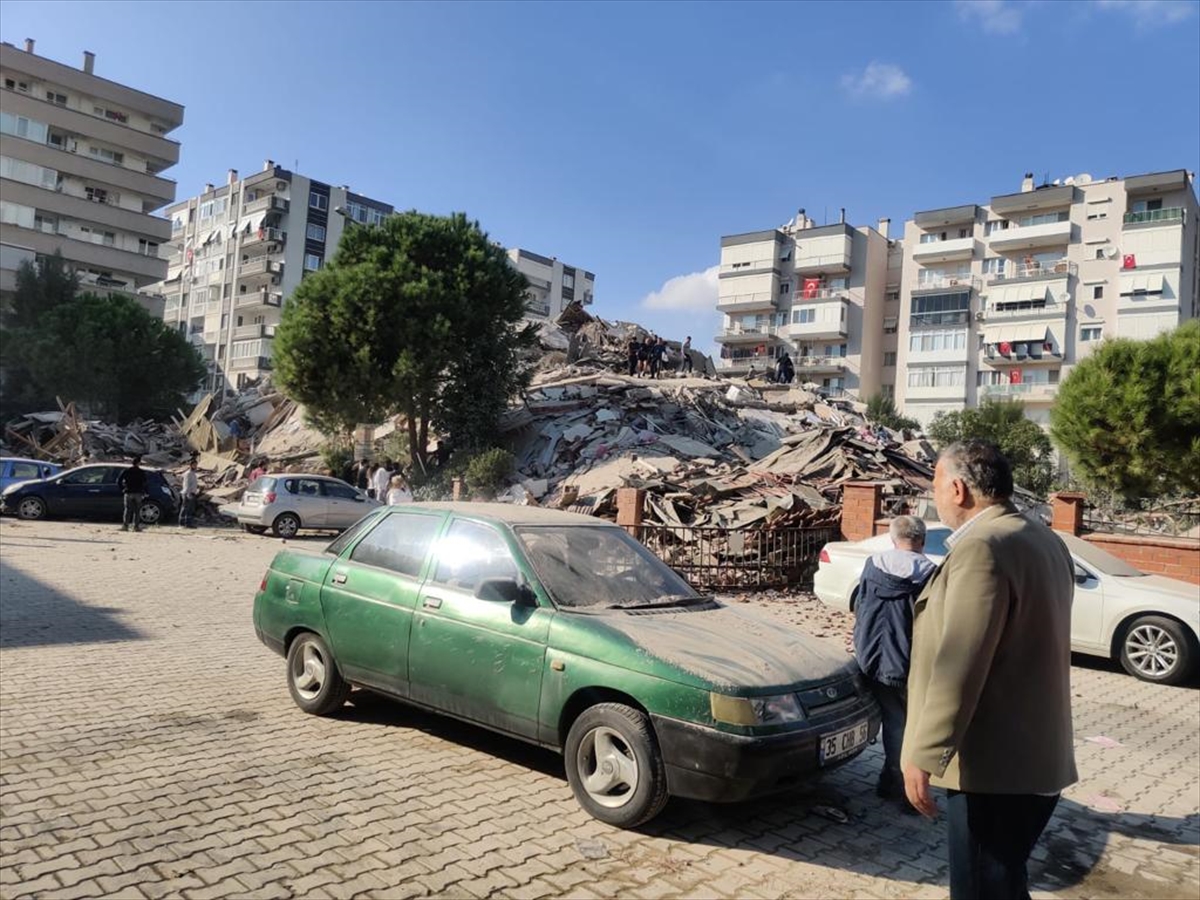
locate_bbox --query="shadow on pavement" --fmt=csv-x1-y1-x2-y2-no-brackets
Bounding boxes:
0,561,144,648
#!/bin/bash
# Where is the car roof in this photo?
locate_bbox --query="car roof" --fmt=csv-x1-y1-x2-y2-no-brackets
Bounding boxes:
397,502,619,527
1,457,60,466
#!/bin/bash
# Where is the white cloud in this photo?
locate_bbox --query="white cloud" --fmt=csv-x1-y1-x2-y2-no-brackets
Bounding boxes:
1095,0,1196,28
955,0,1025,35
641,265,719,311
840,62,913,100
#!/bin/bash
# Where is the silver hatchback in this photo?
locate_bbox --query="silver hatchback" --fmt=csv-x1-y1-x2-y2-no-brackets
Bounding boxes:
230,475,381,538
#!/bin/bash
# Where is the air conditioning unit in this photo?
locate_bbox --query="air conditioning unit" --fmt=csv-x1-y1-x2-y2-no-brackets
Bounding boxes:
1104,247,1119,259
974,311,986,321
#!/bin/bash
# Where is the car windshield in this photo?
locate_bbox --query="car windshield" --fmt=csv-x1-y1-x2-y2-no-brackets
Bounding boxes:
1060,533,1147,577
516,525,701,609
248,477,277,492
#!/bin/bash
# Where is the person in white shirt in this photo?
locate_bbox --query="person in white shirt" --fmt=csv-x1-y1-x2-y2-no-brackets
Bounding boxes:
386,475,413,505
372,459,393,500
179,458,200,528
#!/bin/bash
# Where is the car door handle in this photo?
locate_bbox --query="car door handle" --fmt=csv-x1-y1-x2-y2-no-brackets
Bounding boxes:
423,596,443,609
88,489,101,493
332,571,347,585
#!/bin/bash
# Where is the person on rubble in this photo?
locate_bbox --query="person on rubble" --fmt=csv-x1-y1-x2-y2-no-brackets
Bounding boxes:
775,352,795,385
118,455,148,533
637,336,654,377
853,515,934,808
650,336,666,379
178,458,200,529
627,338,639,377
681,336,693,375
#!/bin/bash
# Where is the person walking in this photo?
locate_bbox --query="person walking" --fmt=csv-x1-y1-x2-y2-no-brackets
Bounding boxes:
638,336,653,378
386,474,413,505
902,440,1076,900
372,458,393,501
627,338,640,377
853,516,934,806
178,458,200,528
354,459,371,493
681,336,693,374
650,336,666,379
118,455,148,532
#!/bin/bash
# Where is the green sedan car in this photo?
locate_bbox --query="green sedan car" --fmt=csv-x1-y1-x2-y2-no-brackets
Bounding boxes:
253,503,880,827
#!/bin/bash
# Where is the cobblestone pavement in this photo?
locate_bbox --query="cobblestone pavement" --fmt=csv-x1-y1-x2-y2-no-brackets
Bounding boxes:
1,518,1197,900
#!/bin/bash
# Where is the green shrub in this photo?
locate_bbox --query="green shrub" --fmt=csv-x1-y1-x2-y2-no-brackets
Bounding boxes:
464,448,515,499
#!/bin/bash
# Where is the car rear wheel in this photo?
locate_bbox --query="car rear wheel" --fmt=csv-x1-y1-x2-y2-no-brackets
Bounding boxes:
138,500,163,525
1120,615,1195,686
272,513,301,538
16,497,46,520
564,703,668,828
286,632,350,715
242,524,267,535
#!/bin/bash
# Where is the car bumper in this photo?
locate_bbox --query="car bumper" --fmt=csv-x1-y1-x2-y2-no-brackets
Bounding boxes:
230,506,272,527
651,700,880,803
813,566,852,611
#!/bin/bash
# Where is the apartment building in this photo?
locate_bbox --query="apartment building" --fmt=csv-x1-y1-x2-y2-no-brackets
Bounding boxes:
897,169,1199,427
506,248,594,320
0,40,183,310
715,211,894,396
156,161,393,393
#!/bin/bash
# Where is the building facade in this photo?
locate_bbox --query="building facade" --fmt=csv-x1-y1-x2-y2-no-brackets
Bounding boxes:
0,40,183,310
506,248,594,321
715,211,893,397
156,161,393,393
896,169,1200,426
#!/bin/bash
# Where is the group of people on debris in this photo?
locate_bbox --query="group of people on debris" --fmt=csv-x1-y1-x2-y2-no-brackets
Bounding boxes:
854,440,1077,899
626,334,694,378
345,457,413,505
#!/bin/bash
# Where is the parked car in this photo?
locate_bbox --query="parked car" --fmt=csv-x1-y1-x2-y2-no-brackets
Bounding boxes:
226,474,381,538
0,457,62,492
0,462,177,525
254,503,880,827
814,525,1200,686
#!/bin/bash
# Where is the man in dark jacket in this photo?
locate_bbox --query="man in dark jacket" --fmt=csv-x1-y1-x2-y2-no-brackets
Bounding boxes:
118,455,148,532
853,515,934,802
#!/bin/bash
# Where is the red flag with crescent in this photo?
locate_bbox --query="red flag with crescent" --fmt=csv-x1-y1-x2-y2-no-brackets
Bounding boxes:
999,341,1011,355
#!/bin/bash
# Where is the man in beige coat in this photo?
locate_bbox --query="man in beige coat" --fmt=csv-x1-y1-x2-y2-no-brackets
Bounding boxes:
902,440,1077,900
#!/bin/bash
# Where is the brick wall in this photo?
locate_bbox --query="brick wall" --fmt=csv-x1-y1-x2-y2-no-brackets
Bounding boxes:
841,483,881,542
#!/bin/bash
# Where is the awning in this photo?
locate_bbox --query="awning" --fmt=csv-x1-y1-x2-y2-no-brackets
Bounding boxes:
993,283,1049,305
240,211,267,233
1119,272,1165,295
983,322,1049,344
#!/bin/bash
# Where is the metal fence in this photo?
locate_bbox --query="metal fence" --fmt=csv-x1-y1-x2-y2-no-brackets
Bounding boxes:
1081,498,1200,539
637,524,840,591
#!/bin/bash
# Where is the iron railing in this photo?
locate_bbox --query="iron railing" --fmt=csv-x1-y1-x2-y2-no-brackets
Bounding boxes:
637,524,840,590
1082,498,1200,539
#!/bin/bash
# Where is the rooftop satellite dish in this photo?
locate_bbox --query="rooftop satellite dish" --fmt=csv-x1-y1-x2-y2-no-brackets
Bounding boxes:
1104,247,1119,259
1064,177,1075,185
1076,173,1093,185
1053,179,1062,186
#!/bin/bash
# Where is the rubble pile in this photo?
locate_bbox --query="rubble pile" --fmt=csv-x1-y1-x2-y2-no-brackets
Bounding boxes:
4,402,186,468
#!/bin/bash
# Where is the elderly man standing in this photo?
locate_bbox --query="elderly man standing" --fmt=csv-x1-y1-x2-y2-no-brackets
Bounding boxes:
903,440,1076,900
853,515,934,806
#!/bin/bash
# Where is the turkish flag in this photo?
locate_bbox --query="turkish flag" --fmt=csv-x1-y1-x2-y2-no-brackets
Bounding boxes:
1010,369,1022,384
1123,254,1137,269
999,341,1012,355
257,227,265,240
803,278,821,299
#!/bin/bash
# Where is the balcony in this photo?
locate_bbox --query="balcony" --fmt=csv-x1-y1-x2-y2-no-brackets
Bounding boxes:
912,236,974,264
986,259,1075,285
240,226,286,248
715,324,779,344
794,355,847,375
238,258,283,280
716,291,778,312
525,301,552,318
984,347,1063,367
792,228,853,275
987,219,1071,252
979,383,1059,402
716,352,776,371
786,319,847,341
912,274,980,295
232,323,276,340
235,290,282,309
791,286,850,302
980,300,1066,321
1123,207,1185,227
229,355,272,371
242,195,289,215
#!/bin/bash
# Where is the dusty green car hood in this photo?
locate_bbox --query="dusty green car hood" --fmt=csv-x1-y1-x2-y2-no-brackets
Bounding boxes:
552,602,855,692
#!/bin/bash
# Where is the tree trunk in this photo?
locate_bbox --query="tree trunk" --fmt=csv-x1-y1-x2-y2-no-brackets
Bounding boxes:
405,402,421,473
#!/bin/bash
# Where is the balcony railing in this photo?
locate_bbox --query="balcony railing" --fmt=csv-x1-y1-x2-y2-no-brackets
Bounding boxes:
235,291,282,309
914,275,980,292
232,323,276,340
241,226,285,247
229,355,272,371
980,383,1059,399
238,258,283,278
717,324,779,341
716,352,776,370
526,302,551,317
792,287,850,302
1123,207,1184,226
987,260,1075,284
980,302,1064,320
717,291,777,308
795,355,847,369
242,195,289,215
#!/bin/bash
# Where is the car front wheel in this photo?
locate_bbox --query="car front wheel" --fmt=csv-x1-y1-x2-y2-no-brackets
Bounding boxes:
286,632,350,715
16,497,46,520
1120,615,1195,686
139,500,163,525
272,513,300,538
564,703,668,828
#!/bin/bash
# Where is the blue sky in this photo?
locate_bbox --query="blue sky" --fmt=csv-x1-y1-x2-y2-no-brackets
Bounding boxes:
3,0,1198,347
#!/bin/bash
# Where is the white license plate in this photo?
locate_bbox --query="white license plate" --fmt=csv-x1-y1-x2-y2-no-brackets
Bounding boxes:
819,720,870,764
246,494,262,507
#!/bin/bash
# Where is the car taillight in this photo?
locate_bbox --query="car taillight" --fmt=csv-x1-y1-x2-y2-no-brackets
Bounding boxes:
259,573,269,592
819,548,831,564
264,492,276,503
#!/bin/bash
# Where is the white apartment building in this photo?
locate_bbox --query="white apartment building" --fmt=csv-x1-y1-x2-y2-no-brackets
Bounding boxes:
506,248,594,320
155,161,393,394
897,169,1199,426
0,40,183,311
715,211,895,396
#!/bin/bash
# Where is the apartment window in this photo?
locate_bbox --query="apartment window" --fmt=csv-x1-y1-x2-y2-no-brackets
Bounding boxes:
85,186,110,204
34,213,58,234
368,208,386,226
0,201,36,229
1081,326,1103,341
982,257,1007,276
779,281,791,296
563,272,575,289
907,366,966,388
199,200,214,219
828,276,850,291
304,253,322,271
138,239,159,257
884,351,897,367
212,197,227,216
731,261,752,269
1092,285,1104,300
1129,199,1164,213
1087,210,1107,221
0,111,49,143
886,290,900,303
910,328,967,353
93,106,129,124
910,291,971,327
792,308,816,324
824,343,847,358
1014,210,1069,227
0,155,58,190
919,232,946,244
984,220,1009,236
171,214,185,233
306,223,327,241
881,383,895,399
87,145,124,165
309,191,328,211
45,91,67,106
1095,248,1106,260
5,79,29,92
79,226,116,247
958,228,971,239
883,316,899,334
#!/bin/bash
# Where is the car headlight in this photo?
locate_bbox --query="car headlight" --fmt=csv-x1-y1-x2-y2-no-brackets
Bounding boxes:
710,692,805,726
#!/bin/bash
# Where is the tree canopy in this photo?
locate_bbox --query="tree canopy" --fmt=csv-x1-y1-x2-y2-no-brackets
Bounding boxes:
1050,321,1200,503
864,392,921,433
272,210,536,470
0,253,205,422
927,399,1056,497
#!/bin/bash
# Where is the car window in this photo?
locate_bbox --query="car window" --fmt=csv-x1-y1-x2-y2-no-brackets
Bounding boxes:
10,462,40,480
923,528,951,558
349,513,442,577
325,511,384,556
323,481,359,500
285,478,323,498
61,467,112,486
249,476,276,492
432,520,518,591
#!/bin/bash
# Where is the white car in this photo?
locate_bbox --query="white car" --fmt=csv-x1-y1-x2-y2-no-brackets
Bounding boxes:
814,526,1200,686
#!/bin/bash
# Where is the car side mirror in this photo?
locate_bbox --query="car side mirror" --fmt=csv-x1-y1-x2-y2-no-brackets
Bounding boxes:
1073,564,1092,585
476,578,537,607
